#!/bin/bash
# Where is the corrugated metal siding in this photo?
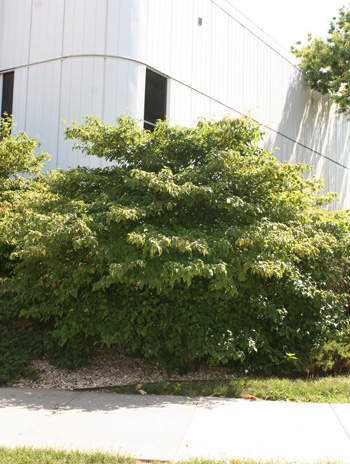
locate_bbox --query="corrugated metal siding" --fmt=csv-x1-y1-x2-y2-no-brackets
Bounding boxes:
0,0,349,207
63,0,107,57
56,56,144,171
0,0,31,70
11,66,28,131
192,0,212,96
169,0,194,85
29,0,64,63
169,80,192,127
25,60,61,171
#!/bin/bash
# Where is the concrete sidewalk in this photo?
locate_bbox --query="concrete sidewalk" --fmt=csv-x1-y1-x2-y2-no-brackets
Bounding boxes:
1,387,350,463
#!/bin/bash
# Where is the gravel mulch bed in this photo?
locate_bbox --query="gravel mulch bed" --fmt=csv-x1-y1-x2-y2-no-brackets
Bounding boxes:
13,346,237,391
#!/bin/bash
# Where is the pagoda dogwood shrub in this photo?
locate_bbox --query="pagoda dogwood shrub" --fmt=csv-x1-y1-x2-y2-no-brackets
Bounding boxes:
0,117,50,296
0,118,50,382
1,115,349,372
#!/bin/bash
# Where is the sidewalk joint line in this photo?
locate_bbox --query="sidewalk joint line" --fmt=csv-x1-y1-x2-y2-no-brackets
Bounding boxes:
55,391,83,412
330,403,350,441
171,397,200,461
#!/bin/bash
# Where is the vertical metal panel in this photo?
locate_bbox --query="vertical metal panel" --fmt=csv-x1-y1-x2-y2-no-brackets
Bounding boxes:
106,0,121,57
135,0,149,64
254,40,272,123
339,170,350,208
56,56,145,169
57,57,106,169
63,1,84,57
106,0,145,60
63,0,107,57
86,0,107,55
209,99,228,120
103,58,122,123
11,67,28,130
191,90,211,123
80,57,104,168
0,0,31,70
114,59,129,116
102,58,145,165
227,16,245,114
169,80,192,126
144,0,173,75
57,58,83,169
117,0,132,58
210,4,228,104
170,0,193,84
191,0,212,96
25,61,61,171
241,32,259,114
78,58,104,117
29,0,64,63
135,63,147,121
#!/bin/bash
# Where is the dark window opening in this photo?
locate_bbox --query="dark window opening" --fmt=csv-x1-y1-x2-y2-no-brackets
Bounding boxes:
1,72,14,119
144,69,167,131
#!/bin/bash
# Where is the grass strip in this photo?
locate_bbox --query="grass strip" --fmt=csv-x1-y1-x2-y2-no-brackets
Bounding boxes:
0,447,345,464
111,376,350,403
0,446,132,464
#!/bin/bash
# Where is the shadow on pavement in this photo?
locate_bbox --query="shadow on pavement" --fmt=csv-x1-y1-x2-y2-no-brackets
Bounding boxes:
0,387,237,413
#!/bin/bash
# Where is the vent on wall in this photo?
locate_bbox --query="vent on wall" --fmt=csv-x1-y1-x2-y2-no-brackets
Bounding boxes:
1,71,14,118
144,69,167,131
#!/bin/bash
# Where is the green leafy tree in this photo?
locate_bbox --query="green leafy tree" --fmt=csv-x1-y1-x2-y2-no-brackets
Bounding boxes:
291,5,350,114
1,115,349,373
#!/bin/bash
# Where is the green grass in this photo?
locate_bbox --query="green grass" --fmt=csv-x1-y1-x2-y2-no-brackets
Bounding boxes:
112,376,350,403
0,448,345,464
0,447,133,464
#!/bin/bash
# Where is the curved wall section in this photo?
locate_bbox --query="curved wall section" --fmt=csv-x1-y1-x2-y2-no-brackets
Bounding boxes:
11,55,145,171
0,0,143,69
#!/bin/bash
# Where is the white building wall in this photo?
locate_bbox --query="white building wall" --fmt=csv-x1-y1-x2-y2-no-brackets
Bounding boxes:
0,0,31,70
29,0,65,63
0,0,349,207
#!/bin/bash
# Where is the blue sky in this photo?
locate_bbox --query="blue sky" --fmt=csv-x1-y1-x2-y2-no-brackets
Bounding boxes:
230,0,347,52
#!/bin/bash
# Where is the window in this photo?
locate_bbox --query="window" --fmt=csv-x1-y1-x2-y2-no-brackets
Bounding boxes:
144,69,167,131
1,71,14,119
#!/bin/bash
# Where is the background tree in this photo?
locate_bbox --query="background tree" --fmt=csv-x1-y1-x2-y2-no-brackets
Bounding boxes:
291,4,350,114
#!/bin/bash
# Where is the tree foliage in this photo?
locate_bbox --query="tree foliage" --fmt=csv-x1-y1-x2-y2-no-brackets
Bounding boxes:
291,5,350,114
1,115,349,373
0,117,49,178
0,119,50,383
0,118,50,280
